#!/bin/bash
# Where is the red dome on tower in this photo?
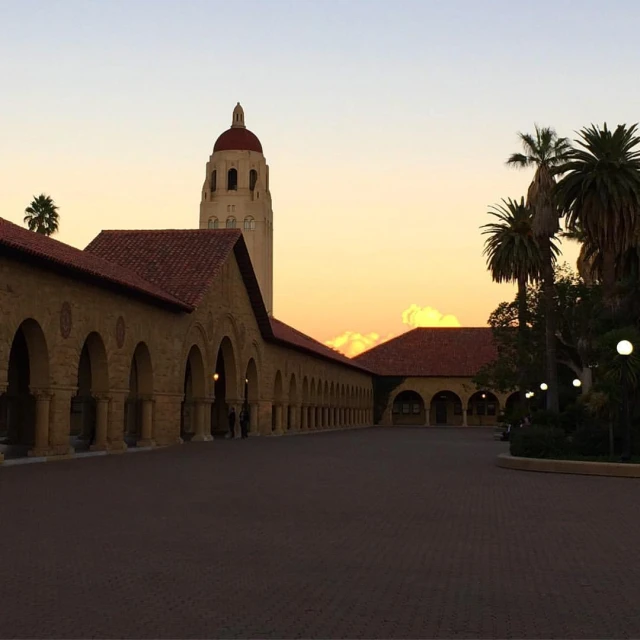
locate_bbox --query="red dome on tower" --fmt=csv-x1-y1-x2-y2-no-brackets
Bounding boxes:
213,102,263,153
214,128,263,153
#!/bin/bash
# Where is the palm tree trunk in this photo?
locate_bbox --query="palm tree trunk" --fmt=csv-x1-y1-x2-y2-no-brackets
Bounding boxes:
517,274,528,410
540,236,559,413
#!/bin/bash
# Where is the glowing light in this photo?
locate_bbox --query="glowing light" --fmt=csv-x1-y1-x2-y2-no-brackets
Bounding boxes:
617,340,634,356
540,383,548,391
213,373,219,381
572,378,582,388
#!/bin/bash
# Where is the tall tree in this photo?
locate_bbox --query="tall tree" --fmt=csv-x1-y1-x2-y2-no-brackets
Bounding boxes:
23,194,59,236
556,123,640,297
507,125,572,413
481,197,545,407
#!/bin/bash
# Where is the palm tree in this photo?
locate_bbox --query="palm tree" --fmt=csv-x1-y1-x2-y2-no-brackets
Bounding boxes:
23,194,59,236
482,197,546,407
561,224,597,285
556,123,640,298
507,125,572,413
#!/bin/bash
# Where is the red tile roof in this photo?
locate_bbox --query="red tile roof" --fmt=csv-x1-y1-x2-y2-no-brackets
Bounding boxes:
86,228,368,372
354,327,497,377
270,318,373,374
86,229,240,307
0,217,189,311
214,128,263,153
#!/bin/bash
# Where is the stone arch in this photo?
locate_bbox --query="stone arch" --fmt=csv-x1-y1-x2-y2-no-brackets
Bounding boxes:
429,389,463,426
181,344,207,441
467,390,500,426
241,357,259,436
124,341,154,447
70,331,110,452
210,336,239,437
0,319,51,459
391,389,427,426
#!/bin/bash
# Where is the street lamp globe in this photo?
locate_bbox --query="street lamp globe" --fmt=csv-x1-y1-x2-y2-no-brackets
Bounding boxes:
617,340,634,356
213,372,220,382
540,382,548,391
573,378,582,388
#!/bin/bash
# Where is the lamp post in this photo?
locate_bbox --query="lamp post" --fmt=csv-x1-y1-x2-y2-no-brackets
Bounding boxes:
572,378,582,388
617,340,634,462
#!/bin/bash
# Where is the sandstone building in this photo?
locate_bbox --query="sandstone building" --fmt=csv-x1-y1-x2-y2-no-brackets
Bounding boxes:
0,104,509,465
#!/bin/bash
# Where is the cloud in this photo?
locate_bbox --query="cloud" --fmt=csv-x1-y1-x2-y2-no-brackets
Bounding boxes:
325,331,393,358
401,304,460,328
326,305,460,357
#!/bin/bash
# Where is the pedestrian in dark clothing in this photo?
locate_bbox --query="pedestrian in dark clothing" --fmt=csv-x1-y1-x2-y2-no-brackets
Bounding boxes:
228,407,236,439
240,406,250,439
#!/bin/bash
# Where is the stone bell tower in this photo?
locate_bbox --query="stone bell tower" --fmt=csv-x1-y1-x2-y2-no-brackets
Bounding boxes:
199,103,274,315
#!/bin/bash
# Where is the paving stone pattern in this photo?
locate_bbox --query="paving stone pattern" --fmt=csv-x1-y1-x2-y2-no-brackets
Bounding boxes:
1,428,640,639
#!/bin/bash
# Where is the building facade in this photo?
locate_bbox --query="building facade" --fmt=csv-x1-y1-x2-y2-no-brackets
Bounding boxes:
0,103,508,466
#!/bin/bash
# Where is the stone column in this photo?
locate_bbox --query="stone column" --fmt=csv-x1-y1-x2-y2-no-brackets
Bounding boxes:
91,394,110,451
291,404,301,431
106,390,128,452
192,397,213,442
462,409,468,427
258,400,272,436
300,404,308,430
29,389,52,457
48,387,76,457
138,395,155,447
249,402,259,436
0,384,5,464
274,404,283,435
309,405,316,430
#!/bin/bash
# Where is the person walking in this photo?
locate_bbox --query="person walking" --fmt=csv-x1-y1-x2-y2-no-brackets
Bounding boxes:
240,405,250,439
228,406,236,439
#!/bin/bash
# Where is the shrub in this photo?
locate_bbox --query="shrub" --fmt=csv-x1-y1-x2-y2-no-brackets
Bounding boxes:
531,409,561,428
510,425,567,458
569,423,610,457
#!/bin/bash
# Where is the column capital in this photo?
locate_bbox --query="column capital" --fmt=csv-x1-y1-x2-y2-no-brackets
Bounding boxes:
30,388,54,401
94,393,112,403
138,394,155,403
193,396,214,405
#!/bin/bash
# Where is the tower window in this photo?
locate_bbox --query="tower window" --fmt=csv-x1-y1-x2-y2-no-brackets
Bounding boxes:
227,205,231,212
226,217,236,229
211,170,217,192
227,168,237,191
249,169,258,191
208,217,219,229
244,216,256,231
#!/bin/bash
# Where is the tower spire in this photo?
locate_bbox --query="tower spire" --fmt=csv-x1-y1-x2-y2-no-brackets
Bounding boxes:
231,102,246,129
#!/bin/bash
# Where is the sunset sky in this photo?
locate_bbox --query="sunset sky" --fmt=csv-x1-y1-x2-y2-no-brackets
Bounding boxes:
2,0,636,356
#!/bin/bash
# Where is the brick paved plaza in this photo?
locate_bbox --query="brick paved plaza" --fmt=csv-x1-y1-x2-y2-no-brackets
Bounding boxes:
1,427,640,639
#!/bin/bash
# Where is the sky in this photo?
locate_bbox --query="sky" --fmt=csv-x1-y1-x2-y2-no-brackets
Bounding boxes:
2,0,637,356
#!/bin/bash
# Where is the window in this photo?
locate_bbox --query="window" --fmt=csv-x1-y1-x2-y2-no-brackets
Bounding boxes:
244,216,256,231
207,218,218,229
402,403,410,414
227,168,238,190
412,404,421,415
232,205,235,212
249,169,258,191
211,170,217,192
226,217,236,229
227,205,231,212
487,403,496,416
477,402,486,416
392,403,401,414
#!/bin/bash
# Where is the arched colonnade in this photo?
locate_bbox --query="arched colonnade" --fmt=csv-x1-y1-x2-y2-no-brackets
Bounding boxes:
0,317,373,462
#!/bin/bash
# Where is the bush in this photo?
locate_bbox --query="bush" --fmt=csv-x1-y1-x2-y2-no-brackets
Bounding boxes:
569,424,610,457
530,410,561,428
510,425,567,458
558,403,591,433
